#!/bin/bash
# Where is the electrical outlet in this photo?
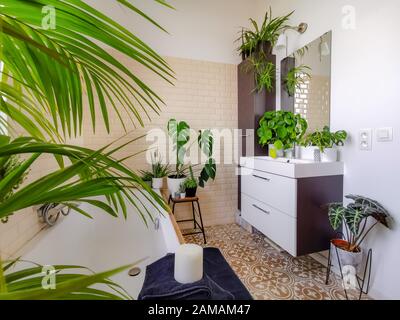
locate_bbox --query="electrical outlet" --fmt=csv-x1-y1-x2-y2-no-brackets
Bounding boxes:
359,129,372,151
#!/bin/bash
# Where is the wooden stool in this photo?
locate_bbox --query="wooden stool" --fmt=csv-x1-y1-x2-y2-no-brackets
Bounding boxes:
168,196,207,244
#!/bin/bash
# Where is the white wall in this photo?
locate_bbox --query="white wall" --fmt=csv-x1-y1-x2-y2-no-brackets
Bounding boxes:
85,0,258,64
257,0,400,299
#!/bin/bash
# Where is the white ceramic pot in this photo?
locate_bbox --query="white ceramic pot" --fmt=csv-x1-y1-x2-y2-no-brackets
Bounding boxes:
321,148,338,162
180,193,186,199
167,176,186,197
331,240,363,272
298,146,319,161
152,177,164,189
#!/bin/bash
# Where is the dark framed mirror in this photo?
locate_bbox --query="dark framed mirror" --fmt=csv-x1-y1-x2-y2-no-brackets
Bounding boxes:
281,31,332,133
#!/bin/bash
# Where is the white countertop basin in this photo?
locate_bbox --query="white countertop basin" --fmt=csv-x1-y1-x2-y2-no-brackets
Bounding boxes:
240,156,344,178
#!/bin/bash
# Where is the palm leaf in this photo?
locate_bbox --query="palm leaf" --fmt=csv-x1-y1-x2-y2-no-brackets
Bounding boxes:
0,135,167,222
0,259,140,300
1,0,174,139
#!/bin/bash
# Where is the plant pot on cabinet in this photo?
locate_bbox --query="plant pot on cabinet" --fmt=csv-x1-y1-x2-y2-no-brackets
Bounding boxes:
185,187,197,198
152,177,164,189
321,148,338,162
167,176,186,197
330,239,363,272
268,144,284,158
298,146,338,162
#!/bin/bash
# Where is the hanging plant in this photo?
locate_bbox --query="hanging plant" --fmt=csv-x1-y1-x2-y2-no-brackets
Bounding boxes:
237,7,294,58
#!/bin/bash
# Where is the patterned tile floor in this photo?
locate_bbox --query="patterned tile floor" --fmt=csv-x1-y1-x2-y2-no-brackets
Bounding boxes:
184,223,369,300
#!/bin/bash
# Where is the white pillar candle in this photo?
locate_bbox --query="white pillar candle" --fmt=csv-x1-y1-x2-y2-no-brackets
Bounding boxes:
174,244,203,284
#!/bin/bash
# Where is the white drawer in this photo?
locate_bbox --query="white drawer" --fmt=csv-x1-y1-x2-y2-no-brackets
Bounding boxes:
241,169,297,217
241,193,297,256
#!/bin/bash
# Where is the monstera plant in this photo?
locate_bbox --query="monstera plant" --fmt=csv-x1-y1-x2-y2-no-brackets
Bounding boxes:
167,119,216,196
328,195,391,253
0,0,173,299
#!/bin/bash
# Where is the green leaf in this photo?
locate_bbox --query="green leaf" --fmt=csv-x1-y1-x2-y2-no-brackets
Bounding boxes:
273,140,283,150
328,203,345,230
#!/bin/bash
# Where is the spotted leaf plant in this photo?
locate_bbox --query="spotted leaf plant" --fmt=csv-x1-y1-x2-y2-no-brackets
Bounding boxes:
328,195,392,252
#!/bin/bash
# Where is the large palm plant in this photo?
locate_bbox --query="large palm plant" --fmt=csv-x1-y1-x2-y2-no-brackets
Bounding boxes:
0,0,174,299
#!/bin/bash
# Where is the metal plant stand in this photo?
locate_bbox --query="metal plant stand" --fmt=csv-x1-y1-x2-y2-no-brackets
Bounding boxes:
325,243,372,300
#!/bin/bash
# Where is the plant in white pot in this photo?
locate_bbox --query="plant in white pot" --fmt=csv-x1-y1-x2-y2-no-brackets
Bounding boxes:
150,151,170,189
257,110,308,158
167,119,216,196
300,126,347,162
328,195,391,271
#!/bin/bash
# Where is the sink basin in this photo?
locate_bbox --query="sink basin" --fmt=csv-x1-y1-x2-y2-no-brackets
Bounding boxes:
240,156,344,178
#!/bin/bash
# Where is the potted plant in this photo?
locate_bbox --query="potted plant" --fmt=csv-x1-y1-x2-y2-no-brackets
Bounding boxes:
257,110,308,158
150,151,170,189
184,166,198,198
300,126,347,162
283,65,312,96
178,182,186,199
167,119,216,196
237,8,294,59
237,8,293,93
139,170,153,187
244,55,275,93
328,195,391,271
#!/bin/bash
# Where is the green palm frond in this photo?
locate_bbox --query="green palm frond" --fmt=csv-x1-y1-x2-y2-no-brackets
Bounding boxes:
0,135,167,223
0,259,140,300
1,0,174,140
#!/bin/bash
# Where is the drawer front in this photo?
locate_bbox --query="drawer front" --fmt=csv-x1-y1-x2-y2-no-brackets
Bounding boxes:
241,169,297,217
241,194,296,256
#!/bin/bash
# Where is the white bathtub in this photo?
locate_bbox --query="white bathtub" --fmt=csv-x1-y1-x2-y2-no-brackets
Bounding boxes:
21,190,180,299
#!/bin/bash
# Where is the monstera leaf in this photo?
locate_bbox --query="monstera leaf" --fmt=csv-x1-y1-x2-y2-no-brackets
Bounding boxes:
199,158,216,188
328,203,346,230
167,119,190,168
198,130,214,157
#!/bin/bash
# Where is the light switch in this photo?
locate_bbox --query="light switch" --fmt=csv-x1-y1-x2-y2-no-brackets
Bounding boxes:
359,129,372,151
377,127,393,142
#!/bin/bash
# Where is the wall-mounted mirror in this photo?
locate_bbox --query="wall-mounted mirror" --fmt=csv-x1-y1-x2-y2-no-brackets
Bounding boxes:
281,31,332,133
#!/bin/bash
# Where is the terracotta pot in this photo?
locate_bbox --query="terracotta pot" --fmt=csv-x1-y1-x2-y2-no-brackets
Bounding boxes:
331,239,363,272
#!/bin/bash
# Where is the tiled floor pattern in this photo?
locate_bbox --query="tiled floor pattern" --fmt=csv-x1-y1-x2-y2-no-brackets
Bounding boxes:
184,224,368,300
